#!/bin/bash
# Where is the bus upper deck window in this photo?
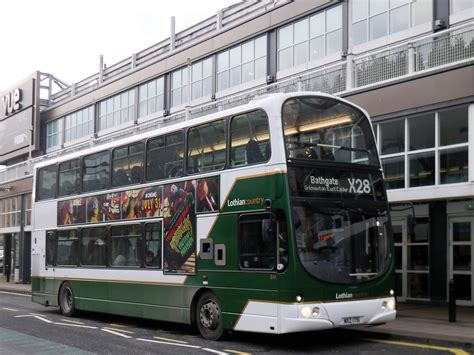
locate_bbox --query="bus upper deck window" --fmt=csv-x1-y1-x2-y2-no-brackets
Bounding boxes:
83,151,110,193
187,120,226,174
38,165,57,200
112,142,144,187
230,110,270,167
146,132,184,181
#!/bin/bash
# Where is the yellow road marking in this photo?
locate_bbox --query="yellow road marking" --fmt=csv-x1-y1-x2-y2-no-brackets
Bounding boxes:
224,350,252,355
60,319,85,325
109,323,129,328
103,327,134,334
365,338,470,355
1,307,18,312
153,336,188,344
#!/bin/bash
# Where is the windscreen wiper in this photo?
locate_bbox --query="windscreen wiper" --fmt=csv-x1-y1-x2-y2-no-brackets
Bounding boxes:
287,141,368,153
317,143,368,153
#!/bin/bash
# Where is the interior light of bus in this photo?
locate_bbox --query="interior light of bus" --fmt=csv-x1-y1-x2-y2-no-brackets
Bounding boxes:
298,116,353,133
231,134,270,148
284,116,353,136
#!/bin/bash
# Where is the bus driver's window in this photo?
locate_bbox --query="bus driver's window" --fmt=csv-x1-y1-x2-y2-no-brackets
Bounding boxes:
239,214,275,270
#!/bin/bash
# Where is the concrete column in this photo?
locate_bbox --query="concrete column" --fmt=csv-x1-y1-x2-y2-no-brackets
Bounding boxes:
99,55,104,84
408,44,415,74
346,53,354,90
170,16,176,51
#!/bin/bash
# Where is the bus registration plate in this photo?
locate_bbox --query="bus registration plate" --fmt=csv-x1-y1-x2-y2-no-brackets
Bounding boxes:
342,316,362,325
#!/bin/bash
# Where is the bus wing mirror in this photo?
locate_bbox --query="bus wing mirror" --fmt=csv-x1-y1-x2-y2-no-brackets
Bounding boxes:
262,219,275,243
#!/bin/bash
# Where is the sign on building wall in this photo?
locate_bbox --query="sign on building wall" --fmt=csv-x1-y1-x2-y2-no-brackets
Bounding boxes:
0,73,41,163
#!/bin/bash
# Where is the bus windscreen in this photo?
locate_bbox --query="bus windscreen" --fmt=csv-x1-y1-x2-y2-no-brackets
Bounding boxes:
282,97,379,166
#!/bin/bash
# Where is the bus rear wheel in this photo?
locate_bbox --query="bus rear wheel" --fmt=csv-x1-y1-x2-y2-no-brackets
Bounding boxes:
59,282,76,317
196,291,224,340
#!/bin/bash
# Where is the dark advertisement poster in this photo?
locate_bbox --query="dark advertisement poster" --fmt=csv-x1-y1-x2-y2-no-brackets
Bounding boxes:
102,192,121,221
196,176,219,213
163,181,196,274
86,196,104,223
58,198,85,225
288,166,385,201
139,186,163,218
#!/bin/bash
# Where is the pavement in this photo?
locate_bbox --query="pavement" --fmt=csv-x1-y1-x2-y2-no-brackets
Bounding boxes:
1,276,473,349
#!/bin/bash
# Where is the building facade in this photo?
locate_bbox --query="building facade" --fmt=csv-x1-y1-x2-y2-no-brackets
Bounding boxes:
0,0,473,304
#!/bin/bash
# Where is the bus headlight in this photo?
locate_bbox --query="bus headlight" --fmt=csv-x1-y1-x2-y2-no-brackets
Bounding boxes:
300,306,320,318
301,306,312,318
387,298,396,311
390,289,394,296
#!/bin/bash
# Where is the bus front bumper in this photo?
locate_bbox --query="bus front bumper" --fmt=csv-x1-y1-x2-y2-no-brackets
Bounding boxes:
233,297,396,334
281,296,396,333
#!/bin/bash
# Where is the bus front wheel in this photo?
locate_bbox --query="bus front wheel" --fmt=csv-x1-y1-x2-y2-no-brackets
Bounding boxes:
196,291,224,340
59,282,76,317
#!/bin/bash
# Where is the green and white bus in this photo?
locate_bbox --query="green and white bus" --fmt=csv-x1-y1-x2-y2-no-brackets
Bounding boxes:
32,92,396,340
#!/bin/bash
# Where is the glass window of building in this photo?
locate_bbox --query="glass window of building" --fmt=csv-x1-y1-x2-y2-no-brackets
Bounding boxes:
230,110,271,167
440,147,468,184
451,0,474,13
381,120,405,155
409,151,435,187
382,156,405,189
380,105,469,190
81,227,107,266
0,195,22,228
64,106,94,143
46,119,62,149
82,151,110,192
352,0,432,46
278,5,342,71
171,67,189,107
191,57,213,100
409,113,435,151
112,142,144,187
110,225,142,267
439,106,468,146
217,35,266,91
146,131,184,181
139,77,164,118
98,89,136,131
58,159,80,197
187,120,226,173
38,165,57,200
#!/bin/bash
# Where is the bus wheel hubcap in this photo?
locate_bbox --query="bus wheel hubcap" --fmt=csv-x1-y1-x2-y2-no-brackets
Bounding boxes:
62,288,72,312
200,301,219,329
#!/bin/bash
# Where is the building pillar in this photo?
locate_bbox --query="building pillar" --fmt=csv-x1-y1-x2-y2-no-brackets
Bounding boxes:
19,194,30,284
429,201,447,301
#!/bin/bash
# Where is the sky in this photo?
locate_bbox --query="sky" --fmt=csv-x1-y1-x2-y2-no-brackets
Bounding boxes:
0,0,238,93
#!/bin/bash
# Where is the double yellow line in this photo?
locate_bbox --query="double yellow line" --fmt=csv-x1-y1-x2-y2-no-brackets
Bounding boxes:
365,338,470,355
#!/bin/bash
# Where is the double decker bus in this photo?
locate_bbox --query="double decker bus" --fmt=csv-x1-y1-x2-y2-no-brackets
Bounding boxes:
32,92,395,340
